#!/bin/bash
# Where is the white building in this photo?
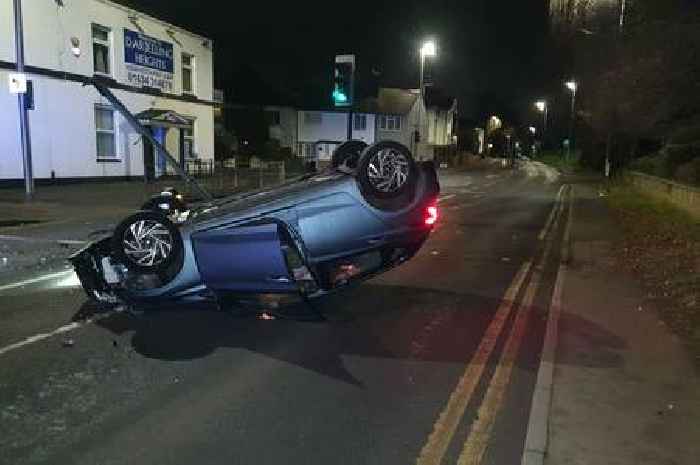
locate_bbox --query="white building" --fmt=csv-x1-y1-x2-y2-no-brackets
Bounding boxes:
264,87,457,162
1,0,215,182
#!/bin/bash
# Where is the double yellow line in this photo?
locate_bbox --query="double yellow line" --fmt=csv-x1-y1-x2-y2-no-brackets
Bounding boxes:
416,185,569,465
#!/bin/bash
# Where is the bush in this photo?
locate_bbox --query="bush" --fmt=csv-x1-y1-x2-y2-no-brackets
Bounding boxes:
669,124,700,145
630,154,667,177
665,144,700,178
673,158,700,185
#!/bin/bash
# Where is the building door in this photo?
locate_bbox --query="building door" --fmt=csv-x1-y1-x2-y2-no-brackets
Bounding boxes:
143,126,168,181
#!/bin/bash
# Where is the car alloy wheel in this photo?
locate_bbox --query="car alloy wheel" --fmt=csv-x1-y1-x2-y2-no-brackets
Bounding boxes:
366,147,410,193
122,219,173,267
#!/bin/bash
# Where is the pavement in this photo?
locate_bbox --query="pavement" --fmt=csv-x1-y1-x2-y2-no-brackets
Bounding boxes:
544,183,700,465
0,162,697,465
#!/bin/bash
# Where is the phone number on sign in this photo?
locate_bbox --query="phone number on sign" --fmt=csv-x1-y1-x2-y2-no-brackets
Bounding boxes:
127,72,173,92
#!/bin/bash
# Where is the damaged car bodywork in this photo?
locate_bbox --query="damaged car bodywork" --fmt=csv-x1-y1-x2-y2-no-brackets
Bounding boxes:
70,81,440,310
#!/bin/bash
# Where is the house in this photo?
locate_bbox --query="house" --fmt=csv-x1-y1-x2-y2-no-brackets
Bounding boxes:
1,0,216,182
424,87,459,158
265,87,457,162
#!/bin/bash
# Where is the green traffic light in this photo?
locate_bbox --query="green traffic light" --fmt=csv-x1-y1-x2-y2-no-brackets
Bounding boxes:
333,88,348,103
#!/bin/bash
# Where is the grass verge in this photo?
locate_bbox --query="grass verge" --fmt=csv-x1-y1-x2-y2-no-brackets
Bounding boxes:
607,183,700,365
536,151,587,175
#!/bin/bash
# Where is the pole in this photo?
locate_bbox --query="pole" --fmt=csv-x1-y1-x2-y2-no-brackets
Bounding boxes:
416,53,425,157
14,0,34,200
568,86,577,159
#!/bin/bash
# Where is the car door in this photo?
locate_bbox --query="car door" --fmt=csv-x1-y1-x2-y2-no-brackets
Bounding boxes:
294,192,388,261
191,222,297,293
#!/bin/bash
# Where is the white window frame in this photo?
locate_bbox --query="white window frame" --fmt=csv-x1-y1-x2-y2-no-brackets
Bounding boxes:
94,105,118,161
182,53,195,95
379,115,401,131
353,114,367,131
91,24,112,77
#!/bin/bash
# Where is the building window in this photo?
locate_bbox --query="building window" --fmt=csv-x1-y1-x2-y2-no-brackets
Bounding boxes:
379,115,401,131
182,53,195,94
267,110,281,125
95,106,116,159
183,127,196,158
92,24,111,76
353,114,367,131
304,112,322,124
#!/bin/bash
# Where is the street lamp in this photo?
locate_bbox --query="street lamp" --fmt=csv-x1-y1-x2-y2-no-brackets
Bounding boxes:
534,100,548,146
565,80,578,159
419,39,437,98
529,126,536,135
417,39,437,158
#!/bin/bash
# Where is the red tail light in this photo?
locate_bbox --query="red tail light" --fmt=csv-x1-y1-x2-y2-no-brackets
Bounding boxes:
425,205,439,226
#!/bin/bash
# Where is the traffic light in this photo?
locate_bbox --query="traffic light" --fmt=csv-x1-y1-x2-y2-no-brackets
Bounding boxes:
332,55,354,107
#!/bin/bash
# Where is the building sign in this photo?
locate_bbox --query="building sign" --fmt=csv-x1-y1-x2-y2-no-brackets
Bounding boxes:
123,29,173,92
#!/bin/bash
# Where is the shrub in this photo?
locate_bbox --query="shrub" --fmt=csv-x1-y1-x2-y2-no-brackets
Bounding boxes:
674,158,700,186
669,124,700,145
630,154,667,177
665,144,700,177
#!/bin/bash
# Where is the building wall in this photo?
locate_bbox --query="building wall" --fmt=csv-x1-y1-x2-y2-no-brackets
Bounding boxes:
1,0,215,180
427,106,456,147
350,113,375,144
266,106,298,154
375,99,430,159
0,72,214,179
298,111,347,143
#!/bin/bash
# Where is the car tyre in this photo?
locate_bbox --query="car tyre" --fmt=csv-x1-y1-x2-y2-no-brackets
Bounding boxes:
332,140,368,170
357,141,417,203
112,211,183,273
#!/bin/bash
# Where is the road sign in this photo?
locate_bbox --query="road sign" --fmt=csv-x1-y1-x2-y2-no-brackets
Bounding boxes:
8,73,27,94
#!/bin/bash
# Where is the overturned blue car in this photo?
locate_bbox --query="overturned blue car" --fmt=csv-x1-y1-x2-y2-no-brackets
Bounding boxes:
70,82,439,313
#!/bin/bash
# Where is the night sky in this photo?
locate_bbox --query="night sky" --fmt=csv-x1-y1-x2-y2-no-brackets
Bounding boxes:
118,0,552,125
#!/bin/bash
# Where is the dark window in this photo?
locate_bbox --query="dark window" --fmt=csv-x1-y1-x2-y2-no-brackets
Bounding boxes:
353,114,367,130
92,24,111,75
267,110,281,125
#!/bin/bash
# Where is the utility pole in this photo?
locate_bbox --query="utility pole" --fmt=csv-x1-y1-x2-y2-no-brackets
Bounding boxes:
14,0,34,200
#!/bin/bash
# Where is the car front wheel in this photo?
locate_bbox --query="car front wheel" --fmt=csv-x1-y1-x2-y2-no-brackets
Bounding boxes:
112,211,182,273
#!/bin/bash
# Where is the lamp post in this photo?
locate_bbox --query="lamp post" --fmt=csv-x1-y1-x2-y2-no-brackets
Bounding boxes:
13,0,34,200
565,80,577,160
417,39,436,159
534,100,548,148
419,39,436,98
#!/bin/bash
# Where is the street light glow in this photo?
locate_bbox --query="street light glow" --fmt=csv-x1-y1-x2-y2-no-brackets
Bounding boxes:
535,100,547,112
565,80,577,92
421,40,437,57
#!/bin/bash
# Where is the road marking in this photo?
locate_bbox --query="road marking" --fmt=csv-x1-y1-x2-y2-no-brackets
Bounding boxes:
0,308,121,357
0,234,87,246
415,184,567,465
456,210,560,465
521,187,574,465
439,194,456,202
0,270,75,293
415,260,532,465
538,185,565,241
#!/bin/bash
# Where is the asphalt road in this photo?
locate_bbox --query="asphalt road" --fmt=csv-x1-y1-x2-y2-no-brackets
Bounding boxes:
0,164,565,465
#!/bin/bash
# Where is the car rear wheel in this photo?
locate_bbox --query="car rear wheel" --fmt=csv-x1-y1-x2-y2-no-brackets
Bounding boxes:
332,140,368,170
112,211,182,273
357,141,417,204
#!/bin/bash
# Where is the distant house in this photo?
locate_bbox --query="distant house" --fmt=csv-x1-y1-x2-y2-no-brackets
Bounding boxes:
264,87,458,162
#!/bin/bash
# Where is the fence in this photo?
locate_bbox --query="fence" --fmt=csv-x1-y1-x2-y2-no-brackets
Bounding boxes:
152,159,290,200
627,171,700,219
